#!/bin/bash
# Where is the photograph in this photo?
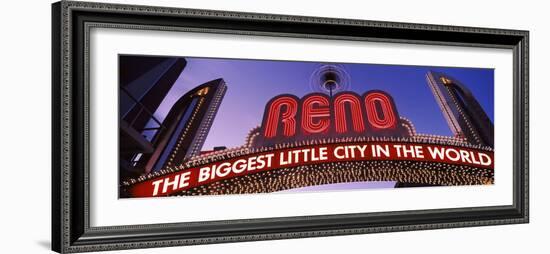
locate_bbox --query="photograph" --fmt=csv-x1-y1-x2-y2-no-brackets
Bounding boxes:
119,55,495,198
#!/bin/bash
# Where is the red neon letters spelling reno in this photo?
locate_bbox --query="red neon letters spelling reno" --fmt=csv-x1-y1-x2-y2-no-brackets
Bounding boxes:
262,91,399,138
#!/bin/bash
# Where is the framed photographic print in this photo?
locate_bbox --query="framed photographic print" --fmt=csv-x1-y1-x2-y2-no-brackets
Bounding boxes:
51,1,529,253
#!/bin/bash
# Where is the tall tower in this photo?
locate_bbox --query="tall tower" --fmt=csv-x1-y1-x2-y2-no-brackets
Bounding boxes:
426,71,493,147
120,55,187,132
119,56,187,178
135,78,227,173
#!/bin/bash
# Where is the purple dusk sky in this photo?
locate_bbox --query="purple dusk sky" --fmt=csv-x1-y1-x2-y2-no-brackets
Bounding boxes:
278,181,397,193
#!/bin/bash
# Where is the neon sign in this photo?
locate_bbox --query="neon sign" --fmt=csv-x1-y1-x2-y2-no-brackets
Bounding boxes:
259,90,406,145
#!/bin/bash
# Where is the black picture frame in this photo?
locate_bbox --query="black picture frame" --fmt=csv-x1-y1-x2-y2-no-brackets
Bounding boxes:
51,1,529,253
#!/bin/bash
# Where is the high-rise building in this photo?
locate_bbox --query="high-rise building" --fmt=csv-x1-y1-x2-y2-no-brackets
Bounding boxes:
133,78,227,174
120,56,187,131
426,71,494,147
119,56,187,178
